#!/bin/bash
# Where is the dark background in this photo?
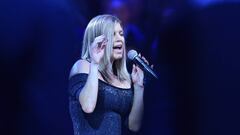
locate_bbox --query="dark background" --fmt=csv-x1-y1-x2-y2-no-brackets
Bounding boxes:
1,0,240,135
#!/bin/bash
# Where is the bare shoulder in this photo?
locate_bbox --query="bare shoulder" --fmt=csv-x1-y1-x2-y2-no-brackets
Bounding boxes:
69,59,90,78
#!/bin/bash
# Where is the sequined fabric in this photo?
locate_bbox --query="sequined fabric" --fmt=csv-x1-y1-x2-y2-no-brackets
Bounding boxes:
68,73,133,135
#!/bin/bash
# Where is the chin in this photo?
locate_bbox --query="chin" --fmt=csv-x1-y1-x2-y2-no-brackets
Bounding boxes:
113,54,123,60
114,56,122,60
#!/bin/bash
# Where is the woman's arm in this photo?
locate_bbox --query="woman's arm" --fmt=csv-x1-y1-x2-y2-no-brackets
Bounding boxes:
70,35,107,113
128,55,152,132
128,84,144,132
78,61,99,113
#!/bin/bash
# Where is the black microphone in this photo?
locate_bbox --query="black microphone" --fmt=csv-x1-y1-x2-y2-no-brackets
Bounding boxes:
127,50,158,79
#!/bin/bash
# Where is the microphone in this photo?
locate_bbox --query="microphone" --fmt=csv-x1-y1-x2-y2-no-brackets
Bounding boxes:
127,50,158,79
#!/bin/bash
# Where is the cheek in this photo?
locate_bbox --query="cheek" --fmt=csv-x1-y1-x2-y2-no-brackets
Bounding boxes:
122,37,125,43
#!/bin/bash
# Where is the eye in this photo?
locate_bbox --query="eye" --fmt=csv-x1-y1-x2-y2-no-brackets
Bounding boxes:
120,32,124,36
114,31,124,36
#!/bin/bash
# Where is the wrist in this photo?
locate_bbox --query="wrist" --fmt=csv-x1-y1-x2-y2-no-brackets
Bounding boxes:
90,61,99,67
90,62,99,74
133,85,144,96
133,83,144,89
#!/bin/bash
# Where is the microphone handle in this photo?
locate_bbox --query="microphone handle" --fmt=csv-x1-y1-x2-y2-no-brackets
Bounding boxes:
135,56,158,79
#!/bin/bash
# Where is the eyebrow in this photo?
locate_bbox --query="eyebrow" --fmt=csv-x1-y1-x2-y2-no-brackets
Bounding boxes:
115,30,123,33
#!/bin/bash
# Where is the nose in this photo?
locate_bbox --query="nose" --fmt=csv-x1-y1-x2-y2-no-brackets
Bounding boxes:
115,40,122,44
115,34,124,43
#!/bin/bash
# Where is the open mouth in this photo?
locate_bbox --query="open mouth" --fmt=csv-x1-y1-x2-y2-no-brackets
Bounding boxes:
113,45,122,50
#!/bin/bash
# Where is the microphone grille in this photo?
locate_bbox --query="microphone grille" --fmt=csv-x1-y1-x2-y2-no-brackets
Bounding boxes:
127,50,138,60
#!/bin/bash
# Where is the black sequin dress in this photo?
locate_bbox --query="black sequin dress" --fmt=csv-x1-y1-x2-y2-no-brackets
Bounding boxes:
68,73,133,135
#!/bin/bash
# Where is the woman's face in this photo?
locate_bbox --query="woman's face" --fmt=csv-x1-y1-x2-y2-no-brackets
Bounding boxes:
112,22,125,61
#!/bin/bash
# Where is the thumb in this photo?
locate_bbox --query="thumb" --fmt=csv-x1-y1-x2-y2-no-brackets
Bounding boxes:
132,64,136,73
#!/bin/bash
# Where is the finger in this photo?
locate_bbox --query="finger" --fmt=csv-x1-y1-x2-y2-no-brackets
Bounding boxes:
98,45,106,54
142,56,149,65
132,64,135,73
100,44,106,50
98,36,108,44
97,40,106,48
151,64,154,69
134,64,138,72
95,35,106,41
136,65,143,72
102,39,108,45
97,42,101,49
96,45,105,53
103,37,108,42
96,39,108,51
91,41,98,49
138,53,141,57
93,35,106,47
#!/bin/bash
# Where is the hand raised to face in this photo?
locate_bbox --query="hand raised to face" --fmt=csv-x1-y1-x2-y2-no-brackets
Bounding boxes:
89,35,108,64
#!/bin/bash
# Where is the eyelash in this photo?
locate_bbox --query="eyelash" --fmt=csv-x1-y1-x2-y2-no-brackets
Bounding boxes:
114,32,124,36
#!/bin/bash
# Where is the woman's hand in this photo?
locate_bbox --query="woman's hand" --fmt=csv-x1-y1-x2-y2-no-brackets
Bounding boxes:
131,54,153,88
89,35,107,64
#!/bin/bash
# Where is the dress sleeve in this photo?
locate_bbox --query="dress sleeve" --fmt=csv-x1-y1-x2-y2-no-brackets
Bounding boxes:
68,73,88,100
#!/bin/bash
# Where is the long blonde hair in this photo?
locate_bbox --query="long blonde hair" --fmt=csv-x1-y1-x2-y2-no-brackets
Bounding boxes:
81,14,130,83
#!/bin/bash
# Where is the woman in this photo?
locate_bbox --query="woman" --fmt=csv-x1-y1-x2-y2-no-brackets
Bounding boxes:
68,14,152,135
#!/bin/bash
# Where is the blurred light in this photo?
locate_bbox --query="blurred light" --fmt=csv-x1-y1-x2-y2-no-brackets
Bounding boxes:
191,0,240,7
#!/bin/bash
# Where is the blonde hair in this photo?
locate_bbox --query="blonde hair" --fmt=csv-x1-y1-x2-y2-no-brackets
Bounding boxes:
81,14,130,83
